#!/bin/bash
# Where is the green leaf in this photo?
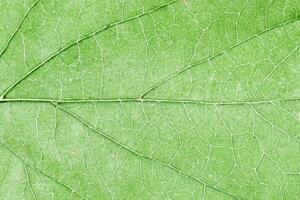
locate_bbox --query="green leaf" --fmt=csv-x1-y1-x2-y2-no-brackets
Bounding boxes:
0,0,300,199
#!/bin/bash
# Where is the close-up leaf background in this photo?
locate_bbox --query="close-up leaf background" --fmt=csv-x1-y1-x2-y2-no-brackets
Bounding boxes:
0,0,300,199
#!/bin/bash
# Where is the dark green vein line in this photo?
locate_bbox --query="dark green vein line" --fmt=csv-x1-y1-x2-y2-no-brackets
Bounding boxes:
0,0,39,58
54,102,241,200
0,142,88,200
140,17,300,98
0,0,178,99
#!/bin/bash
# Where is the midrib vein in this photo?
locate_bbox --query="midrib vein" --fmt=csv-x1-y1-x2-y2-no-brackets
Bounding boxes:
0,97,299,105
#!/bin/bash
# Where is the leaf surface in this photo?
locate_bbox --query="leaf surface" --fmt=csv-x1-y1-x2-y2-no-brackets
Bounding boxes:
0,0,300,199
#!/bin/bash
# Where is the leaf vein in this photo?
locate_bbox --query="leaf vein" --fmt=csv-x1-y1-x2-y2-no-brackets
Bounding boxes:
0,0,178,99
140,17,300,98
54,102,241,199
0,141,88,200
0,0,39,58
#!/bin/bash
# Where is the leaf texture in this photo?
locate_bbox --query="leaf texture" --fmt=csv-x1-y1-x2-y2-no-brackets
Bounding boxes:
0,0,300,199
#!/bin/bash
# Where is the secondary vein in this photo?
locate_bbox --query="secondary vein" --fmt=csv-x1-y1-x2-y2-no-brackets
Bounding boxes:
0,0,39,58
0,141,88,200
0,0,178,99
54,102,241,200
140,17,300,98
